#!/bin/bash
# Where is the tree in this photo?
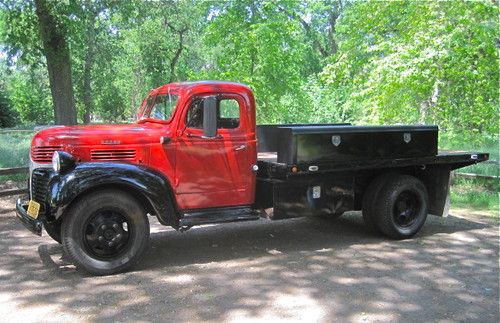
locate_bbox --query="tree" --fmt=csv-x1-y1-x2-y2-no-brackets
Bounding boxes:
0,0,497,136
7,66,53,125
33,0,76,125
200,0,312,123
319,0,498,133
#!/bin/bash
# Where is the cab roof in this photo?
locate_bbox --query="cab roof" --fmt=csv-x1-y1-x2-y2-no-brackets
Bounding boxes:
150,80,252,96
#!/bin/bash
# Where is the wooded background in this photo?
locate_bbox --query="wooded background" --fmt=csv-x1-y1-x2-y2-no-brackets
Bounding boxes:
0,0,497,138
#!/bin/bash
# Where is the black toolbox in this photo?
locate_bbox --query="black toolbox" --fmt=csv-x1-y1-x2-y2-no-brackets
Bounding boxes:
257,124,438,164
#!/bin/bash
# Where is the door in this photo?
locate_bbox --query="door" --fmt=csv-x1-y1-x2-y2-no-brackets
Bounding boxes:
174,94,256,210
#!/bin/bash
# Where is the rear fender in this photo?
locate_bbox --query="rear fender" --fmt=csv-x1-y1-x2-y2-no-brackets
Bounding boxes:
419,166,451,217
48,162,179,227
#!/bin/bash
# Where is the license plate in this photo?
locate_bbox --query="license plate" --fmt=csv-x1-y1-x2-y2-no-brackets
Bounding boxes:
27,200,41,219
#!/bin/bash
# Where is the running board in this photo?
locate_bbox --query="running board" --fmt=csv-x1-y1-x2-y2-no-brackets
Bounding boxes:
180,206,260,227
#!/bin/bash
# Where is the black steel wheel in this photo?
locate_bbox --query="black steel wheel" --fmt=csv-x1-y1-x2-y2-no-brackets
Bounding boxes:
82,210,131,259
43,219,62,243
62,190,149,275
374,175,428,239
392,190,419,228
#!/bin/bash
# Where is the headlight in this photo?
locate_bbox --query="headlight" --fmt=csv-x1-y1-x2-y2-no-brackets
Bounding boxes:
52,151,75,173
52,151,60,172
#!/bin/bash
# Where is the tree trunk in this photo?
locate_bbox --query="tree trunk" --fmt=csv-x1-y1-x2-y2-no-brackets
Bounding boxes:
164,17,187,83
34,0,77,125
83,11,96,124
168,29,185,83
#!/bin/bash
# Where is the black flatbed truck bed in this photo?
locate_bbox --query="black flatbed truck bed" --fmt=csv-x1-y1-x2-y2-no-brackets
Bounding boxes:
257,150,488,178
254,124,489,228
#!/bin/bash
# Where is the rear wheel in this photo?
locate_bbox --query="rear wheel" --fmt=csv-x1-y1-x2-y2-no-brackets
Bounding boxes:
316,212,343,220
362,173,394,233
62,190,150,275
373,175,429,239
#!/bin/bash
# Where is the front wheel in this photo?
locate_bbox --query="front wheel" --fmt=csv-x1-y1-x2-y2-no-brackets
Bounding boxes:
373,175,429,239
43,219,62,243
62,190,150,275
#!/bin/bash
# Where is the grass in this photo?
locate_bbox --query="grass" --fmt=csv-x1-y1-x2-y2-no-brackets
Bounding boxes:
0,130,33,183
0,131,33,168
440,132,498,217
450,177,499,219
439,132,499,176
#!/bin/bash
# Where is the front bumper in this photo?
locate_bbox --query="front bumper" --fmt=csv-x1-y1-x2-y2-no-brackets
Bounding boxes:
15,199,43,236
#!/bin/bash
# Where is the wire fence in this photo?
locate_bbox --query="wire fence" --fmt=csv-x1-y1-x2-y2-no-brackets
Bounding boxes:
0,167,29,197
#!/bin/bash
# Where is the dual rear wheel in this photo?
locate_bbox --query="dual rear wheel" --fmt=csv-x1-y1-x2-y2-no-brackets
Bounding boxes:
362,174,429,239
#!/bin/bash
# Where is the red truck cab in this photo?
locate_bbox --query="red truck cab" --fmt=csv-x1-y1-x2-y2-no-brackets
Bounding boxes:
31,81,258,210
17,81,489,275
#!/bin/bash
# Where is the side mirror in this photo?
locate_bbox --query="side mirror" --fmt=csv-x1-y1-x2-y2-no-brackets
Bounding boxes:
203,96,217,138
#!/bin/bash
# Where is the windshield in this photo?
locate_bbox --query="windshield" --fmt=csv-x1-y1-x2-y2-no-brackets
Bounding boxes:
146,93,179,121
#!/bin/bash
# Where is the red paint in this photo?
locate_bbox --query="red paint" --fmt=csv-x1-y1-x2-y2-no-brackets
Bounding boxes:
31,81,257,210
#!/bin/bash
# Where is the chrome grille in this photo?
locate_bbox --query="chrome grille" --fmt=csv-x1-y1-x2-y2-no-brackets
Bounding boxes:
90,149,136,161
31,168,52,205
31,146,62,163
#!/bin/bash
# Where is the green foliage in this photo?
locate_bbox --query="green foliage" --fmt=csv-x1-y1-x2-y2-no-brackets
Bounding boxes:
451,177,499,216
198,0,317,123
7,67,53,124
320,1,498,134
0,0,497,138
97,83,127,122
0,89,17,127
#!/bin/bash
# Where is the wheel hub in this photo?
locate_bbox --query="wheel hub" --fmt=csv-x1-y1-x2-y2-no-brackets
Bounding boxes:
393,190,419,228
84,210,130,258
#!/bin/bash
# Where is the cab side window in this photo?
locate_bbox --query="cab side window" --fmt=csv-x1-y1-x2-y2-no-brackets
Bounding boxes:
218,99,240,129
186,98,241,130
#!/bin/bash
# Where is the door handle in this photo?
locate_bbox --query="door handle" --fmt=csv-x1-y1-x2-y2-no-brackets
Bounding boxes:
187,133,223,140
234,144,247,151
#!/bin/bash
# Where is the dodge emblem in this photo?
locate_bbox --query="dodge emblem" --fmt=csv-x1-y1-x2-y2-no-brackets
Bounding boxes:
403,133,411,143
331,135,341,147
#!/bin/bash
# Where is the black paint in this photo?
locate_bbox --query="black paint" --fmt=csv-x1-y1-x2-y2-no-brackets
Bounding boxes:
257,124,438,164
47,162,179,227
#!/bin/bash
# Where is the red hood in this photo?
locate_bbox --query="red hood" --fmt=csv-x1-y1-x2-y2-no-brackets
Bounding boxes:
32,123,169,147
31,122,171,163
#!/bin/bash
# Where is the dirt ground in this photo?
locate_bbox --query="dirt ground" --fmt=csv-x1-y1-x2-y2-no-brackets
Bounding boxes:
0,194,498,323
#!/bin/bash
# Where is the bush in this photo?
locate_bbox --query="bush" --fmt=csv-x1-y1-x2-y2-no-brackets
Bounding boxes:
0,90,18,127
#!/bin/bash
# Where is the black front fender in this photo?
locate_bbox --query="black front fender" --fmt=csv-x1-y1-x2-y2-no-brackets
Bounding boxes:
48,162,178,227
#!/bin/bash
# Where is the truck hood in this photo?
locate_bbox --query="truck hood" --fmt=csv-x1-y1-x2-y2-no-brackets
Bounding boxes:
31,123,170,163
32,123,169,147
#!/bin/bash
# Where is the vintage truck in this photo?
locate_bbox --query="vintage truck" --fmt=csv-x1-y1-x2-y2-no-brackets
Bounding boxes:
16,81,488,275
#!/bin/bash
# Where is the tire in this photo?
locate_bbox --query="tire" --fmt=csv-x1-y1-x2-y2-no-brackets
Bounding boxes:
316,212,343,220
373,175,429,239
62,190,150,275
362,173,394,233
43,219,62,243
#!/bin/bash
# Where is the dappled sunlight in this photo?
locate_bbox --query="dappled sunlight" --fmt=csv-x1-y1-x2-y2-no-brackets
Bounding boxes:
0,200,498,321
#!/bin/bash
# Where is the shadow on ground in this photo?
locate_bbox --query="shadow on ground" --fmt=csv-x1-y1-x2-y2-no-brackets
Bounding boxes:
0,196,498,322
